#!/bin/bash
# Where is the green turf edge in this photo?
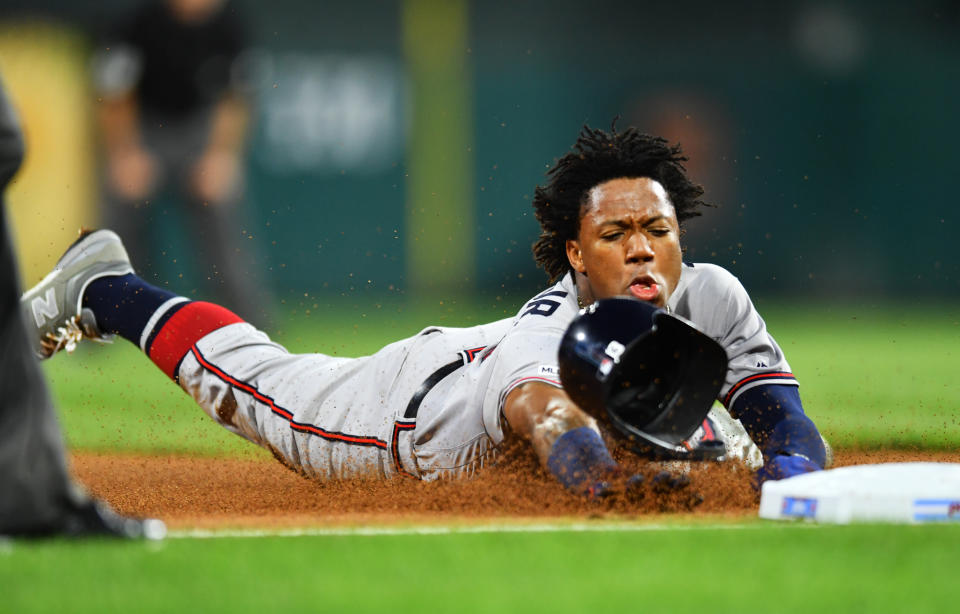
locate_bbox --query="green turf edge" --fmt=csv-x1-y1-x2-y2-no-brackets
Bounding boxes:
3,522,960,614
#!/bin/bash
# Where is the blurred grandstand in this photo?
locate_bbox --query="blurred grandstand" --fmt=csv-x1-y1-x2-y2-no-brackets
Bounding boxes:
0,0,957,312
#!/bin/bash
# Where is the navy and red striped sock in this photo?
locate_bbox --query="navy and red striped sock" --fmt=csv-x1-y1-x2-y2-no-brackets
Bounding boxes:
83,274,243,379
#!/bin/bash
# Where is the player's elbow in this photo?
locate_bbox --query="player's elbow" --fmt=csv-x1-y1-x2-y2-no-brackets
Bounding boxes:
504,382,597,445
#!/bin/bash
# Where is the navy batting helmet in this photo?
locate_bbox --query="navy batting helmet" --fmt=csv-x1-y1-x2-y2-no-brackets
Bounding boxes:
558,298,728,460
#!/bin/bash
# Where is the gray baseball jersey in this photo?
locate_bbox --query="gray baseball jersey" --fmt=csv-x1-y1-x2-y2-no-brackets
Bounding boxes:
177,263,792,481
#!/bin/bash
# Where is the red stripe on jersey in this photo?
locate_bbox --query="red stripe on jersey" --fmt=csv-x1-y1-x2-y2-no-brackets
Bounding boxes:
509,376,562,388
191,345,388,449
723,372,797,407
391,421,418,478
502,376,562,404
464,346,487,363
148,301,243,380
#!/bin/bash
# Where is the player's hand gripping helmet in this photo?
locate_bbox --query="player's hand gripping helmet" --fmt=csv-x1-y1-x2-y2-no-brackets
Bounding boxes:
558,298,728,460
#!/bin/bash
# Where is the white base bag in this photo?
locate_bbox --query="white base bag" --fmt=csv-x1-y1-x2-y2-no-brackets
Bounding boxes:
759,462,960,524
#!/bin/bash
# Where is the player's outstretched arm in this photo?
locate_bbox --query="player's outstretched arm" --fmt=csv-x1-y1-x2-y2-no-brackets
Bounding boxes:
503,382,629,497
504,382,599,464
733,384,826,487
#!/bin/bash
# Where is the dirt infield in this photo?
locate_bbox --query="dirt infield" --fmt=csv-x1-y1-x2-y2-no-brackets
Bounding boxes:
70,446,960,529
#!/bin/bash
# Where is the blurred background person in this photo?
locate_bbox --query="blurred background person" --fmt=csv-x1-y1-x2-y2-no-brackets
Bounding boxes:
92,0,268,326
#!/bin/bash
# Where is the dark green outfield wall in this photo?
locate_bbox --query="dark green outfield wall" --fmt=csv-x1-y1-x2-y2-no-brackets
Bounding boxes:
4,0,958,300
467,2,960,299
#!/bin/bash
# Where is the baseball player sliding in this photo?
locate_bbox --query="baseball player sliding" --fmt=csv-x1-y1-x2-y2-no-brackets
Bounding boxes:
22,126,827,497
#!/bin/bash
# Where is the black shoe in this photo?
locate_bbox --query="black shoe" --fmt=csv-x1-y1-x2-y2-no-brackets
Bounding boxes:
60,499,166,540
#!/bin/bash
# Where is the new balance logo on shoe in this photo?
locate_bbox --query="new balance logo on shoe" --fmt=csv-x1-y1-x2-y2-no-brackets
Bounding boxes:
32,287,59,327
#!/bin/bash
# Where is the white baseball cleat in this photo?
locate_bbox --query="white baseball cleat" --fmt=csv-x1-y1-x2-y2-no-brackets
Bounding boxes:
20,229,133,359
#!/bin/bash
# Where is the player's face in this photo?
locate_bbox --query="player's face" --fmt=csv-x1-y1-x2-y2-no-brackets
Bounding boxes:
565,177,682,308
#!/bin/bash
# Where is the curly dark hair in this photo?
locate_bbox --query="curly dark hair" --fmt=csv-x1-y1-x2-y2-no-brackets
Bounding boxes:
531,125,710,281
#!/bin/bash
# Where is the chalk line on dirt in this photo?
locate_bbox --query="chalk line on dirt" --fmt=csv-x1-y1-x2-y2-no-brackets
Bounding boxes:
168,521,816,539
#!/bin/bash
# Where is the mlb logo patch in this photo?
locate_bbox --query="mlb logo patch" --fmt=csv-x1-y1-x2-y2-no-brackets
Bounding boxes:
539,365,559,377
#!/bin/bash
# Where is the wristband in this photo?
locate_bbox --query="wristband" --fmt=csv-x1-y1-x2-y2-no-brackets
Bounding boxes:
546,427,617,491
734,385,827,468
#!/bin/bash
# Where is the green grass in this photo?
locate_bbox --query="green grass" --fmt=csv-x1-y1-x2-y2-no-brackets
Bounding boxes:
4,523,960,613
759,301,960,449
43,299,960,455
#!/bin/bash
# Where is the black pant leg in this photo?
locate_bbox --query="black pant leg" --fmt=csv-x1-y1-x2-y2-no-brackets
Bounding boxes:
0,76,81,535
0,207,83,534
